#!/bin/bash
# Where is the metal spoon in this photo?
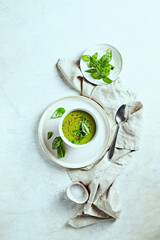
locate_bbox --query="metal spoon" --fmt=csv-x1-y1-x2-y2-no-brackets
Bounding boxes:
108,104,128,160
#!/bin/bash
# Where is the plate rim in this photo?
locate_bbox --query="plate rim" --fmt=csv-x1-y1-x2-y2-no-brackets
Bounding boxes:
80,43,123,86
38,95,111,169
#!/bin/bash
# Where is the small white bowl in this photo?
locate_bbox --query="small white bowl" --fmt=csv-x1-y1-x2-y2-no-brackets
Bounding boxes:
66,182,89,204
59,107,99,148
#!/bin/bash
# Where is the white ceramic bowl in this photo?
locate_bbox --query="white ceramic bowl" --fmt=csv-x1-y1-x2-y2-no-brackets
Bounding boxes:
66,182,89,204
59,107,99,148
38,96,111,168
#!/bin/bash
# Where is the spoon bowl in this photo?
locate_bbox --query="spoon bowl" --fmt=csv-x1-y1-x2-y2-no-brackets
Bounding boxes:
116,104,128,124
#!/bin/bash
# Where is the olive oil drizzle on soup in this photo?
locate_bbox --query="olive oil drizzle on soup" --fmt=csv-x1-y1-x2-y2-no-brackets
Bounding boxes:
62,111,96,145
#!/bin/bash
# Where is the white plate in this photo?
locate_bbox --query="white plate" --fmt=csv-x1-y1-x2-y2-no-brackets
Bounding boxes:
38,96,111,168
80,43,123,86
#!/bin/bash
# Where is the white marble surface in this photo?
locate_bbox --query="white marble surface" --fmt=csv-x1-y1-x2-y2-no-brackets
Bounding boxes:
0,0,160,239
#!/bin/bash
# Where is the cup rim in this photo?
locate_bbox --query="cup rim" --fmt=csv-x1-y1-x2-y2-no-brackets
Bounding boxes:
59,107,99,148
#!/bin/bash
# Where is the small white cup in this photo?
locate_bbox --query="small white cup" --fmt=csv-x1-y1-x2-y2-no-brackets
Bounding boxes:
66,182,89,204
59,107,99,148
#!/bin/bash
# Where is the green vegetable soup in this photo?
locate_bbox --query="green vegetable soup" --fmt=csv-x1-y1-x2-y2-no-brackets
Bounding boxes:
62,110,96,145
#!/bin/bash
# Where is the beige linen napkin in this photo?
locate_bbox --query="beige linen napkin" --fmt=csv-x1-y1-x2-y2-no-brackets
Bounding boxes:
57,59,143,228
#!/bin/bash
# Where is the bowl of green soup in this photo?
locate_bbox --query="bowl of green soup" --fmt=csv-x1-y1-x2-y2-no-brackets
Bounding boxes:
59,108,98,148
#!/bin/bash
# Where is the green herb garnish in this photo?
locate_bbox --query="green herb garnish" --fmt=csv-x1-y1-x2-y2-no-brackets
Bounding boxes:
72,119,90,142
81,49,115,83
52,137,63,149
80,121,90,135
73,129,85,140
72,138,77,144
51,108,65,119
57,144,66,158
80,116,89,127
52,136,66,158
47,131,53,140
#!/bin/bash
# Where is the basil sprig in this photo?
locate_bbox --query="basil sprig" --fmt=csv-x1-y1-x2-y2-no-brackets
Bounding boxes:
81,49,115,83
72,119,90,143
52,136,66,158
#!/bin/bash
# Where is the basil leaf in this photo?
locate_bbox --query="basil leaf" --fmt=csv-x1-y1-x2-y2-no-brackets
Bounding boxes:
85,68,97,73
79,135,84,140
90,72,101,79
103,77,113,83
73,129,80,137
100,49,112,64
92,52,98,59
72,138,77,143
105,65,112,71
88,61,94,68
57,144,66,158
47,131,53,140
72,130,77,136
81,55,90,62
52,137,63,149
103,71,110,77
80,116,89,127
81,122,90,135
101,60,109,68
102,65,112,75
90,56,99,68
108,64,115,70
51,108,65,119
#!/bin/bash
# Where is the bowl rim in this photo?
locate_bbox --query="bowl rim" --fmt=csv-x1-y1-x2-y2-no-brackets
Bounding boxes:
59,107,99,148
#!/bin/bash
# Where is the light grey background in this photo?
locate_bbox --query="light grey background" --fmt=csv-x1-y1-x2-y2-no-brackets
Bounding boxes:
0,0,160,239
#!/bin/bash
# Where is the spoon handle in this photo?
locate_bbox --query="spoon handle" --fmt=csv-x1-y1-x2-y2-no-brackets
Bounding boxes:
108,124,120,160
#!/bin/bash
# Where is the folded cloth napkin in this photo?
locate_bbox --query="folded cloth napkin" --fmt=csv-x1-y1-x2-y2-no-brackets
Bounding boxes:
57,59,143,228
